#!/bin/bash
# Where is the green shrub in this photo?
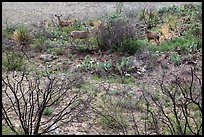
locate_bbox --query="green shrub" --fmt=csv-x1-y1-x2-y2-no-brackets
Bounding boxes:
31,37,47,52
43,107,53,116
115,2,124,15
158,4,181,16
121,76,135,84
88,37,98,50
170,53,181,66
77,45,87,52
2,21,17,39
150,37,201,53
185,23,202,39
120,39,146,54
49,47,64,56
2,52,26,71
99,114,128,130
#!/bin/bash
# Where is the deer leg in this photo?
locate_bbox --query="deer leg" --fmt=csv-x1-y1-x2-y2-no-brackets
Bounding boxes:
155,39,160,46
147,38,150,42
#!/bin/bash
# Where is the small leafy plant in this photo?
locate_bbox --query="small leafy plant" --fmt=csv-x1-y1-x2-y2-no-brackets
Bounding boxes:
2,52,26,71
43,107,53,116
170,52,181,66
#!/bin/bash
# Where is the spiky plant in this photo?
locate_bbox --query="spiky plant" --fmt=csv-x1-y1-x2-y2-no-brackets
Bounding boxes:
12,26,32,45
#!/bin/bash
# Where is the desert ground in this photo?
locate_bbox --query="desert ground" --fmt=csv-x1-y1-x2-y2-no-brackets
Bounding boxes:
2,2,201,25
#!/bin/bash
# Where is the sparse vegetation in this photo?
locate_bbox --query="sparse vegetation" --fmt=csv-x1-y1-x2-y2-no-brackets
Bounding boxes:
2,2,202,135
2,51,27,71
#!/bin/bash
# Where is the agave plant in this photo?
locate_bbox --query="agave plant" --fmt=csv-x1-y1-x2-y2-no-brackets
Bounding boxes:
12,26,32,45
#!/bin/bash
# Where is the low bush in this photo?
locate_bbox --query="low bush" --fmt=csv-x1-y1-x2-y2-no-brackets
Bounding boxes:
170,53,181,65
31,37,47,52
2,21,17,39
120,39,146,54
2,52,26,71
99,113,128,130
49,47,65,56
96,16,143,54
150,36,201,54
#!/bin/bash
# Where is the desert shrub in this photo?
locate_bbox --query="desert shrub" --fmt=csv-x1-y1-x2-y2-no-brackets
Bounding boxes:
12,25,32,45
139,7,160,29
165,15,178,31
31,37,47,52
185,22,202,39
141,68,202,135
2,20,17,39
99,113,128,131
2,52,26,71
96,17,143,54
116,2,124,15
120,39,146,54
49,47,65,56
120,76,135,84
170,52,181,66
88,37,98,50
123,8,138,19
96,93,129,131
158,4,181,15
77,45,87,52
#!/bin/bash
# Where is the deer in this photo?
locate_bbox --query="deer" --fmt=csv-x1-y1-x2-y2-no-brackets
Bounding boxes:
144,25,161,45
70,25,91,46
55,14,73,29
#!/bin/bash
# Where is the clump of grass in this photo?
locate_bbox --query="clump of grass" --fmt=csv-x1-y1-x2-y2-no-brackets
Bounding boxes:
49,47,64,56
31,37,47,52
121,76,136,84
99,114,129,130
12,26,32,45
150,36,201,54
2,20,17,39
120,39,147,55
97,94,129,131
2,52,26,71
43,107,53,116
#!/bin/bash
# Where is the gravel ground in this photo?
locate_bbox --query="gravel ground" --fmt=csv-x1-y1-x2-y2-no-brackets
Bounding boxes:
2,2,201,26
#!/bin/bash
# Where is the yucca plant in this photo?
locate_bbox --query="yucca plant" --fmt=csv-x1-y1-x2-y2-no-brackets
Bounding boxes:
140,8,160,29
12,26,32,46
